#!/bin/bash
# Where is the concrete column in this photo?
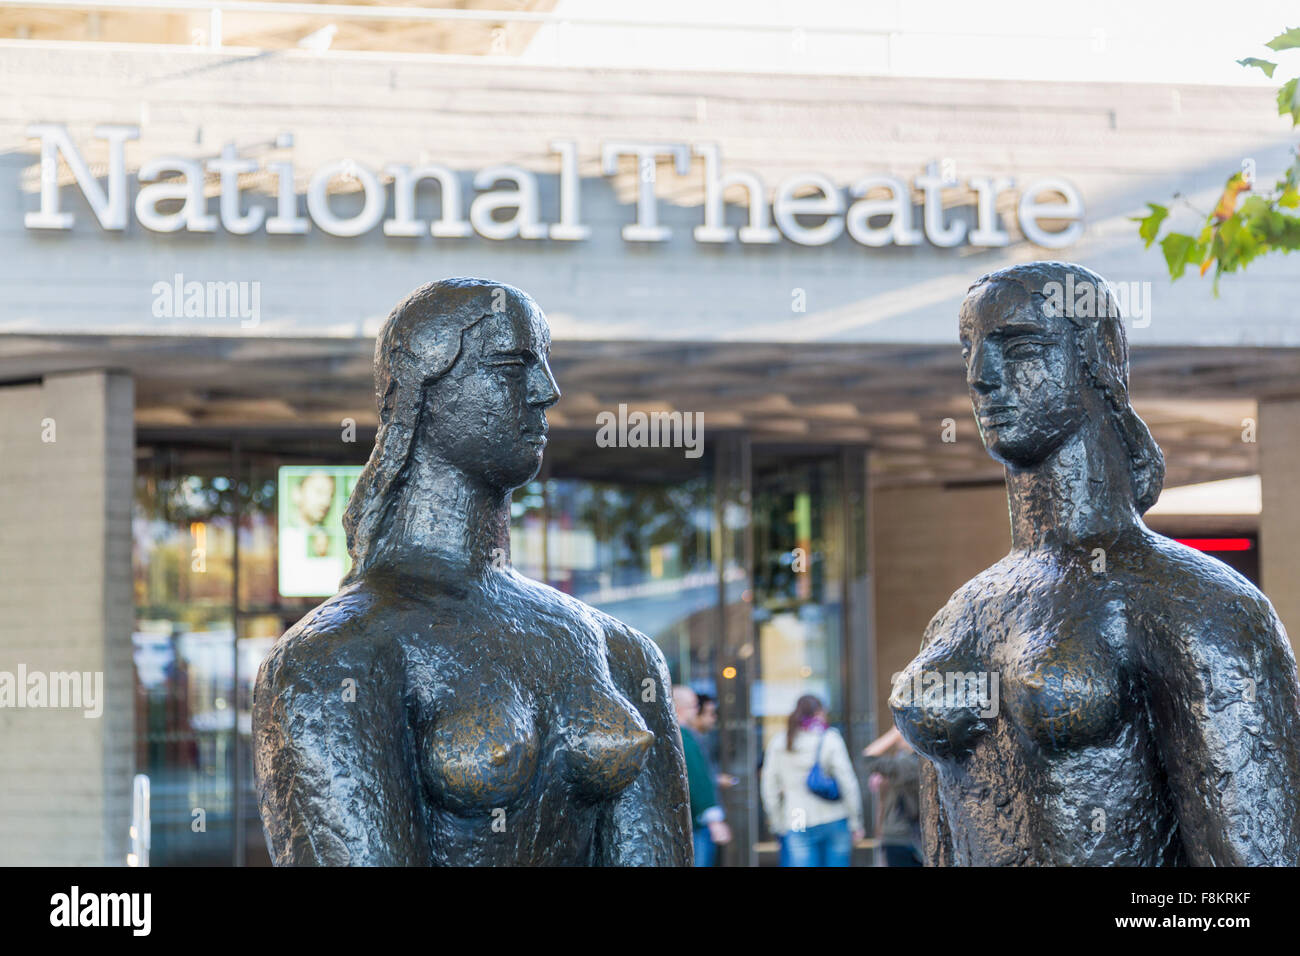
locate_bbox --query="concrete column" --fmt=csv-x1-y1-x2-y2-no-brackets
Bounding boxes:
870,483,1011,734
1259,398,1300,663
0,370,135,865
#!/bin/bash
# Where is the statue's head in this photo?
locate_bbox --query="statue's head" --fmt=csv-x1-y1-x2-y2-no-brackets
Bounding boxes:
958,261,1163,513
342,278,559,580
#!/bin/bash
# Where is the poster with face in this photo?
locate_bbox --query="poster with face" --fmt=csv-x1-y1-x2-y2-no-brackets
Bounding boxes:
277,465,362,597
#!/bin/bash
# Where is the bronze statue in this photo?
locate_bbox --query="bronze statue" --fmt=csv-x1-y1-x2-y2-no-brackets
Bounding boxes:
253,278,693,866
892,261,1300,866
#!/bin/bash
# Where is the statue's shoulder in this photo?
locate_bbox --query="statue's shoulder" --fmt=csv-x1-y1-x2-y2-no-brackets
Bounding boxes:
498,569,669,679
502,570,661,656
1133,529,1287,656
258,583,391,695
915,555,1025,648
1137,529,1275,615
588,605,670,679
936,556,1019,614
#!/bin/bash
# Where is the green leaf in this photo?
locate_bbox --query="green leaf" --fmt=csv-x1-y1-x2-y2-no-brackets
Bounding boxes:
1282,214,1300,246
1235,227,1261,263
1278,77,1300,125
1160,232,1199,279
1219,214,1241,245
1132,202,1169,247
1285,160,1300,192
1238,57,1278,77
1265,27,1300,51
1134,30,1300,291
1216,219,1261,272
1265,208,1286,241
1239,197,1276,243
1206,231,1226,272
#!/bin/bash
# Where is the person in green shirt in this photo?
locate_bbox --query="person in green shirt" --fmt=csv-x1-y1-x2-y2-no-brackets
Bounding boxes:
673,685,731,866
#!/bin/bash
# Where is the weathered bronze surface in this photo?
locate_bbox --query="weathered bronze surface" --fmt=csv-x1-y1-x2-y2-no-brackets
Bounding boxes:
892,261,1300,866
253,278,693,866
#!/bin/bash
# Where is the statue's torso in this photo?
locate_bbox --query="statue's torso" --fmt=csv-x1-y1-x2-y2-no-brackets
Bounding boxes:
892,546,1183,865
368,570,655,865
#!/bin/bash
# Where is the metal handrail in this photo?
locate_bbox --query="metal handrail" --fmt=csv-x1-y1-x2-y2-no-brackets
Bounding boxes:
0,2,1100,63
0,1,1095,38
0,1,904,31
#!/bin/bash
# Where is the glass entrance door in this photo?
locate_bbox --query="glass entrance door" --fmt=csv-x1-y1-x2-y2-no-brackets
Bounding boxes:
748,447,870,865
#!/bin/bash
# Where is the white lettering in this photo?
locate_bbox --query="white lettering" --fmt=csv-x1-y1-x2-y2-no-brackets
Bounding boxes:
773,173,844,246
469,165,546,240
307,159,385,237
693,143,779,244
549,140,591,241
25,123,139,230
1018,177,1085,248
601,142,691,241
21,129,1084,252
383,163,470,238
207,142,266,234
846,175,923,247
135,156,217,233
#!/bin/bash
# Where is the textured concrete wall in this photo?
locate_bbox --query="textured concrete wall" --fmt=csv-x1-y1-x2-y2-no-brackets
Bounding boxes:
870,482,1011,733
0,370,135,865
1260,398,1300,665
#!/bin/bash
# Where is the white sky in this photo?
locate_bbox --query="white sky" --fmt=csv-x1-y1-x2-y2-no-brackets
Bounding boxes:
520,0,1295,84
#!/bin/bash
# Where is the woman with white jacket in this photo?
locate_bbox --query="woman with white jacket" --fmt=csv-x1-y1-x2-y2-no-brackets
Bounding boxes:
761,694,864,867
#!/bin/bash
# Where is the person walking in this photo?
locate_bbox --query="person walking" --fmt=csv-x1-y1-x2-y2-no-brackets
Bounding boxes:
673,685,731,866
862,726,923,867
761,694,863,867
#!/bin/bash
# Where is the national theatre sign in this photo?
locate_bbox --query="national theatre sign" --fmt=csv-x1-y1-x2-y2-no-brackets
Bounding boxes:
22,125,1084,249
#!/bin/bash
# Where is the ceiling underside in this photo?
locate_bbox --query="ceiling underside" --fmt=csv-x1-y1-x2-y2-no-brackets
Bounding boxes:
3,332,1292,490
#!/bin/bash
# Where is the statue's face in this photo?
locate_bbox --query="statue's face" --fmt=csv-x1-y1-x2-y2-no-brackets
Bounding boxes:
959,281,1087,469
423,293,560,492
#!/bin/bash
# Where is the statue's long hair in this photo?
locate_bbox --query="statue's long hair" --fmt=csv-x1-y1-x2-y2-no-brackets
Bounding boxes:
963,261,1165,514
341,277,524,584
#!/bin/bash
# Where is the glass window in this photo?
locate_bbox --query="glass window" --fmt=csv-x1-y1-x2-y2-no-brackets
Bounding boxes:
542,474,716,686
750,453,852,858
752,455,845,742
133,449,238,866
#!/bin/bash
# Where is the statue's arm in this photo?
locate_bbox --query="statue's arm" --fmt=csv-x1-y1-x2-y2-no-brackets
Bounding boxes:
917,758,953,866
906,606,955,866
596,622,693,866
1147,599,1300,865
252,630,430,866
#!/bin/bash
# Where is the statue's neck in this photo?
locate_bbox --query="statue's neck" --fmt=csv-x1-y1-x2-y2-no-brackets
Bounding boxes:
382,452,510,576
1005,420,1142,552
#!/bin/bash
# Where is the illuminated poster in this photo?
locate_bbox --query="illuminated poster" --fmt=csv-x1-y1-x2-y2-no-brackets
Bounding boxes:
277,465,362,597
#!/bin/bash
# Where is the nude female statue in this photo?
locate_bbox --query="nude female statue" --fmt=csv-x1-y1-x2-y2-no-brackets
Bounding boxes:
252,278,693,866
891,261,1300,866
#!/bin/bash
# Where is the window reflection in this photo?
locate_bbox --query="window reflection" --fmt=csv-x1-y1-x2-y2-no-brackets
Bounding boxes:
543,476,717,687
